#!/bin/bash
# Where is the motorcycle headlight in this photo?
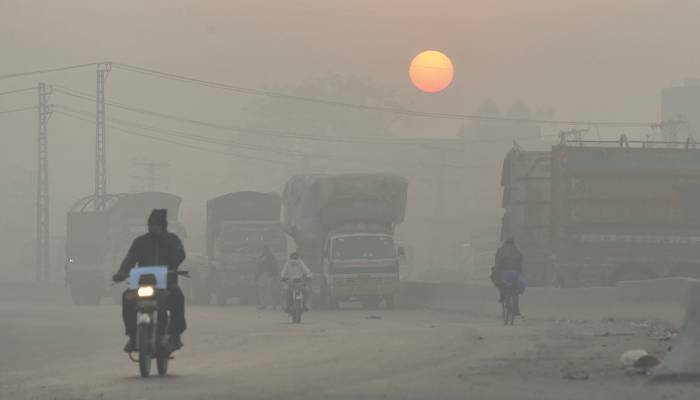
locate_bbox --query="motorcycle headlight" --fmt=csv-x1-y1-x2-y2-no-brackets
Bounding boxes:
137,286,155,298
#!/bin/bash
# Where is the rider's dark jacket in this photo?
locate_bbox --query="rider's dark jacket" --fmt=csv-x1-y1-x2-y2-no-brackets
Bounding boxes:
494,242,522,272
491,242,524,289
117,231,186,286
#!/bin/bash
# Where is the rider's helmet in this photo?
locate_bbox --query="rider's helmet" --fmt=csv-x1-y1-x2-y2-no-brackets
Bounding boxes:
290,252,300,260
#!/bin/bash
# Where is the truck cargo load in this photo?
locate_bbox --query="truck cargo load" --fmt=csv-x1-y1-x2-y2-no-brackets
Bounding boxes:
551,141,700,286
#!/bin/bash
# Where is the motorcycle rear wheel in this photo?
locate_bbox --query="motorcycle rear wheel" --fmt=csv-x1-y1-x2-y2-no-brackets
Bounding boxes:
157,357,169,376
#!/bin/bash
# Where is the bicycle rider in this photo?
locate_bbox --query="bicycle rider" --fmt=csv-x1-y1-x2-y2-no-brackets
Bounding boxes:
491,238,526,316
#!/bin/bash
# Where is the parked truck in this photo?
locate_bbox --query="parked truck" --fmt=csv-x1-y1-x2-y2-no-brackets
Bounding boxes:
191,191,287,305
501,137,700,287
282,173,408,309
500,146,553,286
550,138,700,286
65,192,185,305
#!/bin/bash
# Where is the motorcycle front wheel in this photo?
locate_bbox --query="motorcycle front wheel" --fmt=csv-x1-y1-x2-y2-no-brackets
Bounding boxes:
138,324,153,377
292,300,302,324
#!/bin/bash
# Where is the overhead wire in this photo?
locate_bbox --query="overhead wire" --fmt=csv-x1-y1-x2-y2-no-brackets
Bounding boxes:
54,109,295,166
0,87,36,97
112,62,661,128
54,104,302,157
53,104,482,171
0,62,101,81
0,62,665,128
0,105,39,115
53,84,459,147
52,85,549,148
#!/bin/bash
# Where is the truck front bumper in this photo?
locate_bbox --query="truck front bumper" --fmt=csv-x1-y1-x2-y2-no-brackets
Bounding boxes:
329,275,399,298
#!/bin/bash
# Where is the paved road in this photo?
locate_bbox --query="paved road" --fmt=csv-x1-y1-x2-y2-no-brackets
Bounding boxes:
1,288,699,399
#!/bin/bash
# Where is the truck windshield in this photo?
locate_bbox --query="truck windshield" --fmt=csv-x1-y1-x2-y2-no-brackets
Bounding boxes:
332,236,395,260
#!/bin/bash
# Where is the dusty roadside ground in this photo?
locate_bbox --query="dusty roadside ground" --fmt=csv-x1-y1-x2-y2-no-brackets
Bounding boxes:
1,282,699,399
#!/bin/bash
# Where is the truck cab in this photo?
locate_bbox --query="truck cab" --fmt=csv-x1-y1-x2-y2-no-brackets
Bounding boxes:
322,232,400,309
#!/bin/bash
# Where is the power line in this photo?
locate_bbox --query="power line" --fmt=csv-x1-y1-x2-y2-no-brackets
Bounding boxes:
0,87,36,97
112,62,661,127
57,104,492,172
54,110,488,189
54,105,479,171
53,85,457,146
0,62,666,128
0,62,101,81
52,86,457,146
53,85,549,148
0,105,39,115
55,104,302,157
54,109,295,166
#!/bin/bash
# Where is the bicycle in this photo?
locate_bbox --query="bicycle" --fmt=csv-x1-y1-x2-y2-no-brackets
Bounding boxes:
501,286,518,326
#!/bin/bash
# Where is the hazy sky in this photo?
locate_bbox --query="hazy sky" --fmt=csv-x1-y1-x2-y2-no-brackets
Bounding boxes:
3,0,699,117
1,0,699,266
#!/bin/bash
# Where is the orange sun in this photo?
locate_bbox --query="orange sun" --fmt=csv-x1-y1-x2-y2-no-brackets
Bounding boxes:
409,50,454,93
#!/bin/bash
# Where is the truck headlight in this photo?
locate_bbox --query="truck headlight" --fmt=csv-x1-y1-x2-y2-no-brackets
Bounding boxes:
137,286,155,298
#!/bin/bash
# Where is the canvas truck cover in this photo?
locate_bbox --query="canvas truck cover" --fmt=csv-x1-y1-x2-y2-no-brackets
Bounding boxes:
206,191,282,257
282,173,408,244
108,192,183,226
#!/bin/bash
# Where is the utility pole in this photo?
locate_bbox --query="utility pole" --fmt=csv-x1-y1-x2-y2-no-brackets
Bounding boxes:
94,63,111,210
36,83,51,282
433,146,447,267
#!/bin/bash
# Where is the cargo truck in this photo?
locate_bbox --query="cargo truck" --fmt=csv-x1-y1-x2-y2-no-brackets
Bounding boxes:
282,173,408,309
191,191,286,305
500,137,700,287
550,138,700,286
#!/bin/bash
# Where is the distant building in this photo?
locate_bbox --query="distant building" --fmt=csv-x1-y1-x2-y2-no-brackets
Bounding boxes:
661,78,700,140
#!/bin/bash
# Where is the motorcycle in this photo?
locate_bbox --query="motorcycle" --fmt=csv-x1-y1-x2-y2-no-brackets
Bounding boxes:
126,267,188,377
283,277,309,324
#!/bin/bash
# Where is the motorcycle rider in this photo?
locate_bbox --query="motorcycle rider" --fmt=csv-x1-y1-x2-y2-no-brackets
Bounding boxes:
280,252,312,312
491,238,525,316
112,209,187,352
